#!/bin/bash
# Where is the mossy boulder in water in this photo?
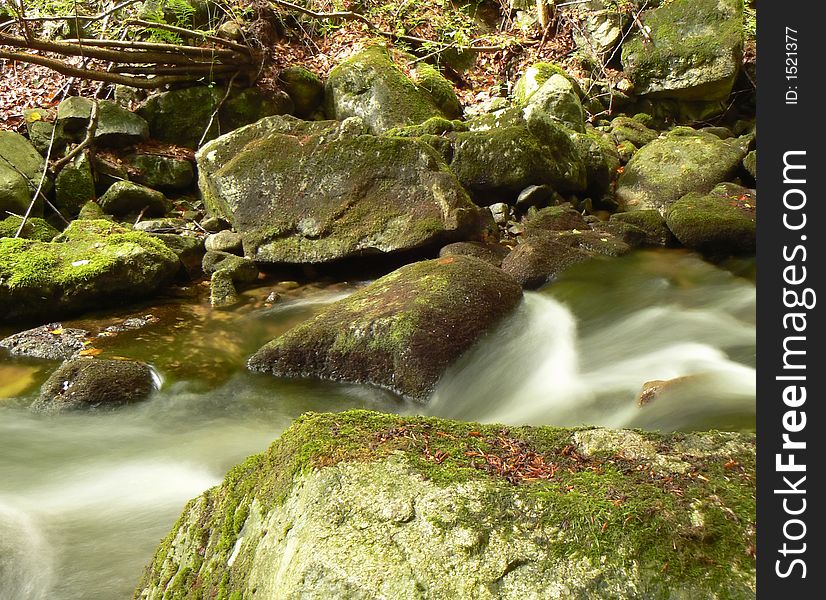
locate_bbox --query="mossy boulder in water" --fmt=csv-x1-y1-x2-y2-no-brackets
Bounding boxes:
621,0,743,101
32,357,157,413
0,219,179,322
665,183,756,254
616,127,747,212
196,115,484,264
248,256,522,400
324,46,447,134
135,410,756,600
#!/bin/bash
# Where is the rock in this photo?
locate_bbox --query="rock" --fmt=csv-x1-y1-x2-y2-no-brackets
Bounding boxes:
98,181,171,217
589,220,648,248
0,322,89,360
136,411,756,600
488,202,510,225
127,154,195,191
617,140,637,164
0,219,179,322
77,201,108,220
56,97,150,147
199,216,231,233
523,205,588,233
204,230,243,254
512,62,582,106
0,216,58,241
570,130,621,199
279,66,324,118
209,270,239,307
438,241,509,267
743,150,756,181
138,0,222,30
609,116,658,147
196,116,483,264
521,74,586,133
31,357,157,413
571,7,626,62
201,250,258,283
621,0,744,100
609,210,673,246
324,47,446,134
24,107,67,155
133,218,187,233
409,62,461,119
92,154,130,194
149,233,205,278
515,184,555,209
54,152,96,217
138,86,291,148
665,183,756,254
0,131,51,217
501,234,593,288
616,127,747,212
450,112,587,204
248,256,522,400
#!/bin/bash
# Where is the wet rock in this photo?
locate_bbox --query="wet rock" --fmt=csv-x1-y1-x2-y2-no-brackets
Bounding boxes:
204,230,243,254
149,233,205,278
98,181,171,218
136,411,756,600
665,183,756,254
621,0,743,100
0,323,89,360
0,219,179,322
501,234,593,288
196,116,483,264
324,47,447,134
279,66,324,118
589,220,648,248
248,256,522,400
202,250,257,283
439,241,509,267
99,314,160,336
209,270,240,308
0,216,58,241
616,127,747,212
609,210,673,246
32,357,157,413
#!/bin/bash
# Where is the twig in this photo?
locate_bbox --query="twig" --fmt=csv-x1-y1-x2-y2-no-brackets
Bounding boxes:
59,37,247,60
52,99,99,174
123,18,253,55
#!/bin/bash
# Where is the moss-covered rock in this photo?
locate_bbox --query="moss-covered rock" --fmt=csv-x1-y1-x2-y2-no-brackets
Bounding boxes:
24,107,68,155
127,153,195,192
572,6,627,62
135,411,755,600
438,241,509,267
570,129,621,199
743,150,756,181
324,46,446,134
616,127,747,212
56,98,150,147
501,233,593,288
621,0,743,100
512,62,583,105
665,182,756,254
55,152,96,217
610,115,659,147
523,205,589,233
248,256,522,400
0,216,58,241
0,131,51,217
610,210,673,246
410,62,462,119
196,115,484,264
0,321,89,360
209,269,239,307
0,219,179,322
522,73,586,133
98,181,171,218
219,88,294,133
202,250,258,284
279,66,324,118
31,357,157,413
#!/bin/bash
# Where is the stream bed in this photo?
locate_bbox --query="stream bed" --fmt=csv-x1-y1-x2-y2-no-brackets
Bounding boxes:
0,249,755,600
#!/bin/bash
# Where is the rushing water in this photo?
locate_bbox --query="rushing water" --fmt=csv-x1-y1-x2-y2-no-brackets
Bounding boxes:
0,250,755,600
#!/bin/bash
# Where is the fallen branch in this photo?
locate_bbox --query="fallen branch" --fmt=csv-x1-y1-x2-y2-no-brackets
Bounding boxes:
0,0,142,28
59,37,247,61
123,18,253,55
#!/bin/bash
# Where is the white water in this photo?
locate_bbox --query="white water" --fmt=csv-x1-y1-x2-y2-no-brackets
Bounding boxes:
0,250,755,598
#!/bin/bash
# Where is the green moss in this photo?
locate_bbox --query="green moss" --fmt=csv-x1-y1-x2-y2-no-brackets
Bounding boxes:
137,411,755,599
384,117,467,138
513,62,584,106
411,62,461,118
0,216,59,241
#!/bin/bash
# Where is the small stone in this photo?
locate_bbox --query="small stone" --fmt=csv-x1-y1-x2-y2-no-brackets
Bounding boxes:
133,218,187,233
488,203,510,225
202,250,258,283
0,323,89,360
210,270,239,307
200,216,231,233
204,230,243,254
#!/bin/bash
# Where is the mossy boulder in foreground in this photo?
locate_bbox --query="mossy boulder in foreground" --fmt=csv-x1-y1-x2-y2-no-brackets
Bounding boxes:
0,219,179,322
248,256,523,400
135,411,756,599
197,115,484,264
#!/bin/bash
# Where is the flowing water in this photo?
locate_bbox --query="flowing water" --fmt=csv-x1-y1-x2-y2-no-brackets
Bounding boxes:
0,250,755,600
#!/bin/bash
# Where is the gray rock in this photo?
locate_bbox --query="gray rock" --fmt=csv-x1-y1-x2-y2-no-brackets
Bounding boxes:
488,202,510,225
56,98,150,147
248,256,522,400
133,218,187,233
98,181,171,217
515,184,555,209
32,357,157,412
204,230,243,254
209,270,239,307
199,216,231,233
572,7,626,62
0,323,89,360
522,73,586,132
196,116,483,264
0,131,51,217
128,154,195,191
202,250,257,283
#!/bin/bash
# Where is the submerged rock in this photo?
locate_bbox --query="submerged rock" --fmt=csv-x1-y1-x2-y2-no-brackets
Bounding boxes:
32,357,157,412
0,219,179,322
197,116,483,264
248,256,522,400
0,322,89,360
665,183,756,254
136,411,756,600
616,128,747,212
621,0,743,101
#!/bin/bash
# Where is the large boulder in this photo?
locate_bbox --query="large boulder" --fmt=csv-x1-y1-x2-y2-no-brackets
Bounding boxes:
98,181,171,218
248,256,523,400
616,127,747,212
521,73,586,133
31,357,157,413
135,411,756,600
621,0,743,100
0,219,179,322
197,116,484,264
324,47,447,134
56,98,150,147
0,131,51,217
665,183,756,253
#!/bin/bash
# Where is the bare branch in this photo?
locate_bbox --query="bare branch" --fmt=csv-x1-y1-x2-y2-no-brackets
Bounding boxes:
123,18,253,55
